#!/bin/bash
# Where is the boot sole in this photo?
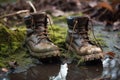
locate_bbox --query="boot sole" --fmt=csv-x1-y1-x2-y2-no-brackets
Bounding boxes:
66,43,104,61
26,45,60,59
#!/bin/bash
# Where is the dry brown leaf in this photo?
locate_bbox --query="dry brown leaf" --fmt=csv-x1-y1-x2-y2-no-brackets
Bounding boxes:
106,52,116,58
96,2,114,12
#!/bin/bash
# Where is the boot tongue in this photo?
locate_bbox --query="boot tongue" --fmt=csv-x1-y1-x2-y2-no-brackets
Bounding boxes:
31,13,47,27
67,16,89,30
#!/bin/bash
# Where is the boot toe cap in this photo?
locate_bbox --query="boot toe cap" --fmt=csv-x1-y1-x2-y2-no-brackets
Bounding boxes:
26,41,60,58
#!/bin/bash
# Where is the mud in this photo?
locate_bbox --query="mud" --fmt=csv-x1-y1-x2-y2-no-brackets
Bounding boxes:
10,62,102,80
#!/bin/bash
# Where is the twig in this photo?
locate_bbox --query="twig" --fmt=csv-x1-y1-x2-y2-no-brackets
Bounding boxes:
26,1,37,13
0,10,29,19
96,9,107,20
81,8,93,13
0,20,9,28
114,45,120,50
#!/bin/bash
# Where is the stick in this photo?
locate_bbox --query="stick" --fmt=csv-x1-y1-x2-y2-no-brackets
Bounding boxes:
0,10,29,19
96,9,107,20
114,45,120,50
26,1,37,13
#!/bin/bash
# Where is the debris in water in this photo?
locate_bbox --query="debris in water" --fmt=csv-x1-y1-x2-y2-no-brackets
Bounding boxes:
0,68,10,80
101,52,120,80
49,63,68,80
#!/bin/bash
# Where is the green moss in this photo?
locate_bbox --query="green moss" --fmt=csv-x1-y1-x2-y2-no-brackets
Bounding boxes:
89,32,107,47
0,25,26,54
0,24,29,67
70,12,83,17
118,32,120,37
53,16,67,23
48,24,67,48
91,38,107,47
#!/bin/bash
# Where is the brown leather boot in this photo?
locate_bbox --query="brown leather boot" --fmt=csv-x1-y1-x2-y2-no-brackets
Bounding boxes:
66,16,104,61
24,12,60,58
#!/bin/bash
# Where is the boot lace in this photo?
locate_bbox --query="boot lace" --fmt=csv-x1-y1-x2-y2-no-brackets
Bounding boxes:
31,15,51,43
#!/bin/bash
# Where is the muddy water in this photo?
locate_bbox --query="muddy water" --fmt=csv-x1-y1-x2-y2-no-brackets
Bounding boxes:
93,25,120,54
10,62,102,80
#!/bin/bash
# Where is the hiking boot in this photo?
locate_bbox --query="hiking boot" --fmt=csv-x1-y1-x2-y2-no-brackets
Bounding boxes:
66,16,103,61
24,12,60,58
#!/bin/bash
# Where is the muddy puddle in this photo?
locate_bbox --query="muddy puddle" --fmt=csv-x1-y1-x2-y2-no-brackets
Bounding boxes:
9,61,102,80
9,24,120,80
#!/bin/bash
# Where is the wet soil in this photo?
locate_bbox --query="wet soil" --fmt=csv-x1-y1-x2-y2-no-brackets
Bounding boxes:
9,22,120,80
93,25,120,54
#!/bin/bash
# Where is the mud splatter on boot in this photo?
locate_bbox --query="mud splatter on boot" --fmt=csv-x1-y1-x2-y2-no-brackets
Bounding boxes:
24,12,60,58
66,16,104,61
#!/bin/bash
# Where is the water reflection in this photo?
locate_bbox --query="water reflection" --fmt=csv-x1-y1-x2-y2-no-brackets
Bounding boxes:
49,63,68,80
10,61,103,80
